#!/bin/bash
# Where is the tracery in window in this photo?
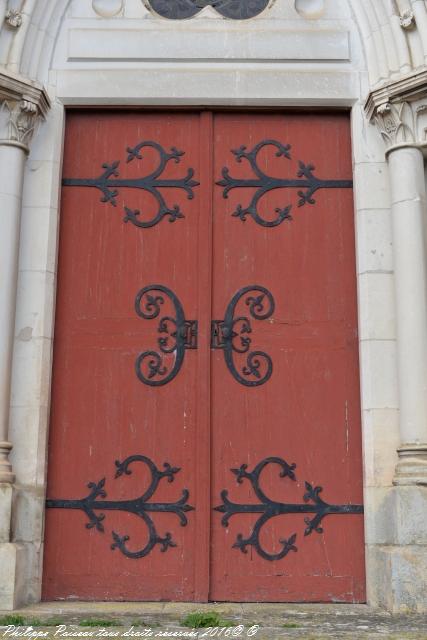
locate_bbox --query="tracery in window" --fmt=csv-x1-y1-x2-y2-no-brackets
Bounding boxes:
147,0,270,20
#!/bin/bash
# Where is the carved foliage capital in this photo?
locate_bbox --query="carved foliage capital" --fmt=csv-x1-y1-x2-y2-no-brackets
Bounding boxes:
0,99,39,147
374,100,427,151
365,71,427,153
0,70,50,151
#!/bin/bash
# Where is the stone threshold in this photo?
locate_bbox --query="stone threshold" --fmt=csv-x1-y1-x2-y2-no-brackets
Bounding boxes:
1,601,374,622
2,602,427,640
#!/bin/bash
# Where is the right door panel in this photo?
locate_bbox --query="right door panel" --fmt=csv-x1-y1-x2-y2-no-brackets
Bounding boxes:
210,113,365,602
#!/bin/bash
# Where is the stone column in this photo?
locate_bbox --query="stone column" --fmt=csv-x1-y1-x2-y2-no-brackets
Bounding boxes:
0,108,28,487
374,100,427,486
0,70,49,608
364,84,427,613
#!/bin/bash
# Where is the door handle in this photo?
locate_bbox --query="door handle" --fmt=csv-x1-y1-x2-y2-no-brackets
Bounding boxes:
135,285,197,386
211,285,275,387
135,284,275,387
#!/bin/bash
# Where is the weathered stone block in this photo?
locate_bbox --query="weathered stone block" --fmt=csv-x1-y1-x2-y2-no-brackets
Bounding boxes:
365,486,427,546
0,484,12,543
0,543,26,610
368,544,427,613
12,487,45,544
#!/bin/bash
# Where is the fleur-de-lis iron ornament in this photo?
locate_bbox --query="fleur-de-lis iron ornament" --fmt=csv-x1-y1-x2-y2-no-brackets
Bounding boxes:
62,141,199,228
211,285,275,387
147,0,270,20
46,455,194,559
135,285,198,386
215,457,364,561
217,140,353,227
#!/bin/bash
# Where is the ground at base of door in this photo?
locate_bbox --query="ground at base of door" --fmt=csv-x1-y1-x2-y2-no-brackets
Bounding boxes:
0,603,426,639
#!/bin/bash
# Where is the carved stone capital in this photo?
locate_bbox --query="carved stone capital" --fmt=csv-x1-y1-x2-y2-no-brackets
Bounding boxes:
374,100,427,153
0,69,50,152
365,69,427,155
0,99,39,150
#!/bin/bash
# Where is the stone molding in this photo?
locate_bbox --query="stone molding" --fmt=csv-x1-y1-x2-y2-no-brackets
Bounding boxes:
394,444,427,487
0,70,50,152
0,441,14,484
365,70,427,155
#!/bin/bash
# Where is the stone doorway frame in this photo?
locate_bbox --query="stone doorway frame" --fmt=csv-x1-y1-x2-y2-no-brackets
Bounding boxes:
0,0,426,613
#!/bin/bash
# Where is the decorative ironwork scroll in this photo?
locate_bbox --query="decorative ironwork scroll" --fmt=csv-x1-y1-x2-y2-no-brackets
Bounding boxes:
215,457,364,561
148,0,269,20
211,285,274,387
46,455,194,559
217,140,353,227
62,141,199,228
135,285,198,386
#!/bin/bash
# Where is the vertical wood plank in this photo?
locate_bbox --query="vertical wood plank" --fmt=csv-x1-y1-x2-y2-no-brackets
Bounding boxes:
193,111,213,601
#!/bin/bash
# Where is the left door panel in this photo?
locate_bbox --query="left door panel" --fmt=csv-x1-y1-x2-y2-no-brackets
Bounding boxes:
43,112,204,601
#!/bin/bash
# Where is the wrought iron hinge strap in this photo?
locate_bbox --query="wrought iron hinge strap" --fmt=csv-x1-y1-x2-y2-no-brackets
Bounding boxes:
217,139,353,227
46,455,194,559
62,140,199,229
215,457,364,561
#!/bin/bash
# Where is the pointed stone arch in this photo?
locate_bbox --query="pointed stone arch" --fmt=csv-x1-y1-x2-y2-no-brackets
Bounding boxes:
0,0,424,90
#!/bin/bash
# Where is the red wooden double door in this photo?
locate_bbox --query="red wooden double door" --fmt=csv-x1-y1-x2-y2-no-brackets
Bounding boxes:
43,111,365,603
